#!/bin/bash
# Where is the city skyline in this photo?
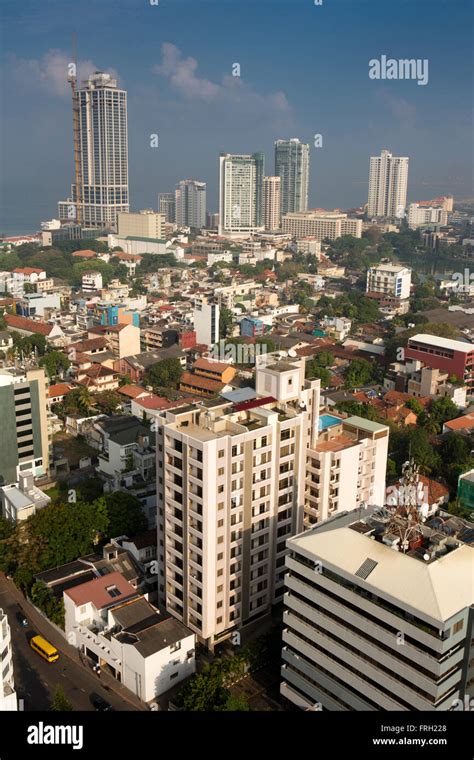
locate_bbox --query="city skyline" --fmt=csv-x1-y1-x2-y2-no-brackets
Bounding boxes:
1,0,473,234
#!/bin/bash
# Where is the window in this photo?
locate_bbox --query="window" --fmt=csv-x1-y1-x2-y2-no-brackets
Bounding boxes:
170,672,179,680
217,552,223,561
218,467,225,476
106,585,121,598
217,585,223,593
217,569,223,577
170,641,181,653
218,449,225,458
218,502,224,511
218,536,224,544
79,605,87,614
216,617,223,624
218,485,224,494
217,601,223,608
218,519,224,528
453,620,464,635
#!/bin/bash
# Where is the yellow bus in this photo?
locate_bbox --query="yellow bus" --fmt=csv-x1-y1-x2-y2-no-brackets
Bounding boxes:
30,635,59,663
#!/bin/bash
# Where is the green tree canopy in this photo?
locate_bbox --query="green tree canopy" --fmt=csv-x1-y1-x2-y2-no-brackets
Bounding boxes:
39,350,71,380
145,357,183,389
99,492,148,539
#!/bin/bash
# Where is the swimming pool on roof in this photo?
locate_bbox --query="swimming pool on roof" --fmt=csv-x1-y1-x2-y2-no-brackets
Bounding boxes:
318,414,343,431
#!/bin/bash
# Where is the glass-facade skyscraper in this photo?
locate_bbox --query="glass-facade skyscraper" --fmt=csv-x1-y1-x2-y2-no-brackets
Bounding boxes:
274,138,310,216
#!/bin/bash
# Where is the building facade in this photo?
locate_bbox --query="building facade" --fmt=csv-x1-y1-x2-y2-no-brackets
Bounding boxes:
366,263,412,300
263,176,281,231
175,180,206,229
405,334,474,388
59,72,129,230
367,150,409,219
218,153,264,236
281,507,474,711
117,210,165,239
407,204,448,230
0,610,17,711
282,212,362,240
193,298,219,347
274,139,310,216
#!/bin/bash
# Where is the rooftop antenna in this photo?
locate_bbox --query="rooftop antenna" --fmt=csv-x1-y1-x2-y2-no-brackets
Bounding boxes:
68,32,83,226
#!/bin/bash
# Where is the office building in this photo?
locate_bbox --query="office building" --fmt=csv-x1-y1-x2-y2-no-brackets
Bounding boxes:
282,211,362,240
263,176,281,231
405,334,474,388
175,180,206,229
218,153,264,236
281,499,474,711
366,263,412,300
0,610,17,711
275,139,310,216
59,72,129,230
117,210,165,239
155,354,321,648
0,367,50,486
407,204,448,229
193,297,219,347
158,193,176,223
367,150,409,219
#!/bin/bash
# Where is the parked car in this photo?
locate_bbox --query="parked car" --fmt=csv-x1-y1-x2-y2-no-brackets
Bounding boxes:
89,693,113,712
15,612,28,628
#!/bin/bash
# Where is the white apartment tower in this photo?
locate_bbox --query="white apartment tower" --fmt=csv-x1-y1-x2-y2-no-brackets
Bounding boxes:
218,153,265,236
263,176,281,231
175,180,206,229
155,355,321,648
275,139,310,216
59,72,129,230
367,150,409,219
281,506,474,711
193,297,219,347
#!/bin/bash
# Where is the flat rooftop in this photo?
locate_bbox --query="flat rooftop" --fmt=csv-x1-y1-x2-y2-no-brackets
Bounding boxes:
409,333,474,353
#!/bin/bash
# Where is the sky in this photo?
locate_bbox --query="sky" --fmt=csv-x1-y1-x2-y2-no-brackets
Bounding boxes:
0,0,473,234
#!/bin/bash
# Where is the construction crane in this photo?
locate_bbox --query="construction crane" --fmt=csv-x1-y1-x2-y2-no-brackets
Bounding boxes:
67,33,83,226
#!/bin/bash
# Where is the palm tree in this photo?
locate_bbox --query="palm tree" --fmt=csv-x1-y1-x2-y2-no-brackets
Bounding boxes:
76,386,94,416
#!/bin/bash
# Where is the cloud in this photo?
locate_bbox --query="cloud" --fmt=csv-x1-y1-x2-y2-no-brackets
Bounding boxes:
376,89,417,126
7,50,120,98
153,42,293,125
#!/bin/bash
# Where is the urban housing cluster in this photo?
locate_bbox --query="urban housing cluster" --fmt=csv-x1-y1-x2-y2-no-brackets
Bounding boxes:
0,69,473,715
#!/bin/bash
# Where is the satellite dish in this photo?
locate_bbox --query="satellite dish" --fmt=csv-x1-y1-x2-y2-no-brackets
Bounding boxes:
288,349,297,358
278,351,288,359
423,553,430,561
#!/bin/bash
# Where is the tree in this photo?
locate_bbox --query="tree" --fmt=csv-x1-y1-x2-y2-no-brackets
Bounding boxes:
39,351,71,380
219,307,233,339
99,493,148,539
145,358,183,389
216,693,250,711
94,390,121,415
429,397,459,429
405,398,423,416
30,581,65,628
63,387,94,416
50,685,73,712
305,362,331,387
72,259,115,286
344,359,374,389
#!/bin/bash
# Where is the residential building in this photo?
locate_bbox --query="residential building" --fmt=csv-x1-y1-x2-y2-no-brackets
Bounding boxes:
0,470,50,523
158,193,176,224
296,237,322,258
408,367,467,408
4,314,65,347
366,263,412,300
458,470,474,512
88,324,141,359
0,367,50,485
94,416,156,526
193,297,219,347
274,139,310,216
241,316,265,338
282,212,362,241
281,505,474,711
218,152,265,236
114,346,186,383
263,176,281,231
367,149,409,219
0,610,17,711
117,210,165,239
82,271,103,292
58,72,129,229
408,204,448,230
155,354,321,648
64,572,195,702
405,334,474,388
16,293,61,318
175,180,206,229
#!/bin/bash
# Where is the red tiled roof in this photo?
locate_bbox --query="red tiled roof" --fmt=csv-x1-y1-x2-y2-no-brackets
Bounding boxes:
118,384,152,399
193,357,233,375
13,267,45,275
72,250,97,258
180,371,224,393
134,395,178,410
48,383,74,398
5,314,52,335
64,571,138,610
83,364,116,378
444,413,474,431
69,337,108,353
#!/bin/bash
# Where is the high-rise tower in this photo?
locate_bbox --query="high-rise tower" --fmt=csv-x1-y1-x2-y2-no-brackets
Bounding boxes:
59,71,129,230
367,149,409,219
274,138,310,216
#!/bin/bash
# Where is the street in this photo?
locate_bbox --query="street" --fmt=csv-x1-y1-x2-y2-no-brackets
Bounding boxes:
0,575,143,712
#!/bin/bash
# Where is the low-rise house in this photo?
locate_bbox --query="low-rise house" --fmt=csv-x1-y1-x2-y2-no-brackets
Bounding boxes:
0,471,50,522
48,382,75,406
76,364,119,392
64,572,195,702
114,346,186,383
443,412,474,435
4,314,65,346
192,357,236,384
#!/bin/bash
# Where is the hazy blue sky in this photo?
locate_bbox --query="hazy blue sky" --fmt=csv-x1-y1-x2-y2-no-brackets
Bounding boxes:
0,0,472,233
